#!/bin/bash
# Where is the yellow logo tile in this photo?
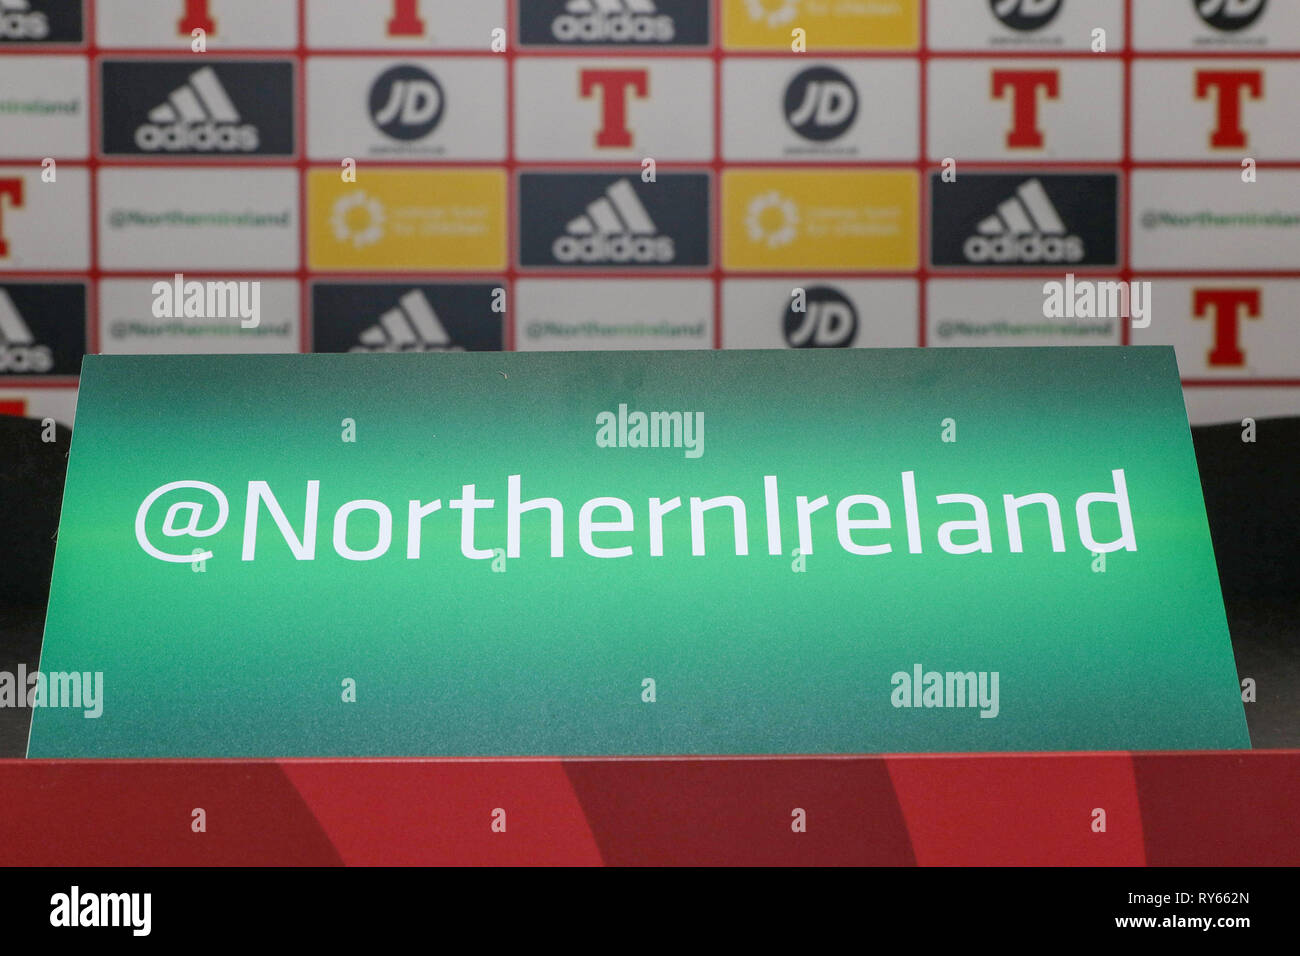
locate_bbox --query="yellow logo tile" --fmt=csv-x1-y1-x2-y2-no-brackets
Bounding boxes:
723,169,918,271
309,169,506,271
723,0,919,51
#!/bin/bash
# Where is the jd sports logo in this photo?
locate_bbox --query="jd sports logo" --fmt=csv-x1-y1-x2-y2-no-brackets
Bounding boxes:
1195,0,1267,32
931,174,1118,268
312,284,502,353
989,0,1063,31
784,66,858,142
520,0,708,47
784,287,858,348
101,61,294,156
369,65,444,141
0,284,85,376
520,174,710,268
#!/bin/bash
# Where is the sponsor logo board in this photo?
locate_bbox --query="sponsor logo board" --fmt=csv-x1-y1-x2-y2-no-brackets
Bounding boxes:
519,173,710,269
0,56,87,157
309,169,506,271
1182,387,1300,426
515,59,713,161
0,167,91,271
516,279,711,349
99,168,297,270
306,0,507,49
928,279,1121,347
928,0,1124,50
1131,280,1300,378
722,0,918,50
307,58,505,161
1132,170,1300,270
0,0,82,44
1133,62,1297,160
519,0,710,47
0,385,76,426
722,279,917,349
723,60,918,161
100,278,299,354
312,283,503,352
927,61,1123,161
1134,0,1297,52
97,0,297,49
930,172,1119,269
101,60,295,157
0,283,86,376
724,170,918,271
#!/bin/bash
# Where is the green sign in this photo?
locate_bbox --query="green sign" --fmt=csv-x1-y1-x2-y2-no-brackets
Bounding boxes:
30,348,1248,757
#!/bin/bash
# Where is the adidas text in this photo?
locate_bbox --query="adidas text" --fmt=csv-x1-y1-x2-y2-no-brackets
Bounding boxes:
553,233,674,264
552,4,675,43
965,232,1083,264
135,120,258,152
0,3,46,40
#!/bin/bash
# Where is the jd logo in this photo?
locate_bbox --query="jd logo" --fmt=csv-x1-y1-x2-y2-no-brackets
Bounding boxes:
369,65,444,141
1194,0,1267,32
784,287,858,348
989,0,1063,31
784,66,858,142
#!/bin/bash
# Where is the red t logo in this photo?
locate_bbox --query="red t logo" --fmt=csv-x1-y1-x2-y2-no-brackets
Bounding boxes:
1193,288,1261,367
1195,70,1263,149
0,178,24,259
178,0,215,35
580,69,649,149
388,0,425,37
992,69,1059,150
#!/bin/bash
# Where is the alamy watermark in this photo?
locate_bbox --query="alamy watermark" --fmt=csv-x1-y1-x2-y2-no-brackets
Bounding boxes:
1043,273,1151,328
0,666,103,718
151,273,261,328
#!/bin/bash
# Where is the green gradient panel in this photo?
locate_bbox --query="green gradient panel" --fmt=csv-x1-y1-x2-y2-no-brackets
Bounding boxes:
29,348,1248,756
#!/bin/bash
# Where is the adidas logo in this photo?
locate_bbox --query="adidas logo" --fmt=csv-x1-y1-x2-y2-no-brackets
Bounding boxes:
0,0,48,39
553,179,675,264
551,0,675,43
0,289,53,373
963,178,1084,264
351,290,461,352
134,66,258,152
